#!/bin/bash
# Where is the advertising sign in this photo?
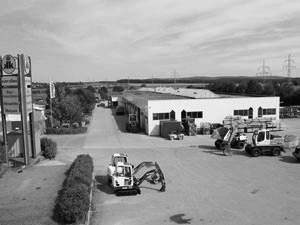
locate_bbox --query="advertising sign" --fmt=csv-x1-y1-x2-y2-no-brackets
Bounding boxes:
2,55,17,74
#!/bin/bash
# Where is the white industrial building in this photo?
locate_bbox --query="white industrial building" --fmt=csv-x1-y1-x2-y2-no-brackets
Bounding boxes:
121,88,280,136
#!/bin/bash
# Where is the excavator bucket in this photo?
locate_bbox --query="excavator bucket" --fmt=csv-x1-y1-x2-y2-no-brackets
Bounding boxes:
133,161,166,192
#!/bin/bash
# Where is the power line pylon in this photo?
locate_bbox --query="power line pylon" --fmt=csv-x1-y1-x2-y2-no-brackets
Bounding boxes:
283,54,296,81
256,59,272,81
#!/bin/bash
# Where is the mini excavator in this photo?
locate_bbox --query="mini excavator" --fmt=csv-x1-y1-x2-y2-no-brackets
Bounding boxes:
107,153,166,195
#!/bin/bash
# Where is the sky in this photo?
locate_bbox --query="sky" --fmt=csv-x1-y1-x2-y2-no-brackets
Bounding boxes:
0,0,299,82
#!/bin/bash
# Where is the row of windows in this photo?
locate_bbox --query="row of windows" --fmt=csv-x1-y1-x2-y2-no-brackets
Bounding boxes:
152,111,203,120
234,108,277,116
233,109,248,116
263,108,276,115
187,111,203,118
153,113,170,120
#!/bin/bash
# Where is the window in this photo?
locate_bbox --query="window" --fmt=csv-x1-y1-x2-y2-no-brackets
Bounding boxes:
152,113,170,120
233,109,248,116
257,131,265,142
263,108,276,115
186,111,203,118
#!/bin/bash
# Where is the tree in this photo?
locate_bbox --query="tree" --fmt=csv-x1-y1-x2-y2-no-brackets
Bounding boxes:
112,86,124,92
235,83,247,94
73,88,95,114
53,96,83,125
246,80,263,95
87,85,95,93
262,82,275,96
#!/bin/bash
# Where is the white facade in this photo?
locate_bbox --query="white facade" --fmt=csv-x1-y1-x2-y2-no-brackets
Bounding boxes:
147,97,280,135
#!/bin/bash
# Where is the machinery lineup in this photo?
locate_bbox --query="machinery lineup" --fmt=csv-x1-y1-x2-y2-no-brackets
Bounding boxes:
110,111,298,197
105,130,298,197
107,153,166,195
211,126,299,157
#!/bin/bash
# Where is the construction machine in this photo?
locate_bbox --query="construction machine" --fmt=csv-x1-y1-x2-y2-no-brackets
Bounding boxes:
168,131,184,140
126,114,139,133
107,153,166,195
212,127,247,152
245,129,298,157
293,145,300,161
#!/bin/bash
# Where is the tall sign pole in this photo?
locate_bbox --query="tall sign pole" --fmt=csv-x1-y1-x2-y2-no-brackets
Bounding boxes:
19,54,30,165
0,56,9,164
49,81,55,128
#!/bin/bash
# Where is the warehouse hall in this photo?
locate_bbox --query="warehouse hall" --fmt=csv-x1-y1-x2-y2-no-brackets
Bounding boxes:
121,88,280,136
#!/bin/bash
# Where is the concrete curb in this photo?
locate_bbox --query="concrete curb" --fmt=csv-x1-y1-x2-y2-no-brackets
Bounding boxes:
83,172,94,225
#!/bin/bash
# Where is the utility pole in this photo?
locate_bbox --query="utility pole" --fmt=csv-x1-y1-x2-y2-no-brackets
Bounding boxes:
283,54,296,81
256,59,271,81
173,70,177,84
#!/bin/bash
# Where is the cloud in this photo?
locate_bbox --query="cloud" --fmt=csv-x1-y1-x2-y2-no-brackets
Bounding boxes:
0,0,299,81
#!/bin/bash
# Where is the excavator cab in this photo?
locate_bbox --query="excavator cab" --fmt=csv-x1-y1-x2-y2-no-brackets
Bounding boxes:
254,129,271,146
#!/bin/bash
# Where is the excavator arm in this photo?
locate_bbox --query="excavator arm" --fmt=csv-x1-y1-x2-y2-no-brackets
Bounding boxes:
133,161,166,192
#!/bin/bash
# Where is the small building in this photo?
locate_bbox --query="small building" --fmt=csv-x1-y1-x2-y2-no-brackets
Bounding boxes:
121,88,280,136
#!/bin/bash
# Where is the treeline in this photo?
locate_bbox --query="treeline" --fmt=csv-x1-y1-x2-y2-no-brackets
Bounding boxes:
46,84,96,127
208,79,300,106
117,76,300,84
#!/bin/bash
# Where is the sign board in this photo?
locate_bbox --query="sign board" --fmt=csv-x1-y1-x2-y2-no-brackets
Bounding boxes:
1,76,18,87
49,81,55,98
24,56,30,75
2,55,17,74
25,77,32,113
1,76,20,114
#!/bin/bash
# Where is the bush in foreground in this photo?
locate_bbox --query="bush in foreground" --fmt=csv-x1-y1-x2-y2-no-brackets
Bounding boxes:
45,127,88,135
53,154,93,224
54,183,90,224
40,138,57,159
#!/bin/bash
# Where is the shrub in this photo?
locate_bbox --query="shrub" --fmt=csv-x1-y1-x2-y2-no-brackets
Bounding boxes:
45,127,88,135
53,154,93,224
40,138,57,159
53,183,90,224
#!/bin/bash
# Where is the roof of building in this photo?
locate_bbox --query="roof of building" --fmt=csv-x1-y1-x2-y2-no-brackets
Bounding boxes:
138,87,219,99
122,91,187,111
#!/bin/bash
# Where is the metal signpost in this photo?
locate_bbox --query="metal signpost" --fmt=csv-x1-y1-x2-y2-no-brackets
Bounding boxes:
0,54,34,165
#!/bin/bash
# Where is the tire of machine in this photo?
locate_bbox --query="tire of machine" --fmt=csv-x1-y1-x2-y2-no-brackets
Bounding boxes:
272,147,281,156
251,147,261,157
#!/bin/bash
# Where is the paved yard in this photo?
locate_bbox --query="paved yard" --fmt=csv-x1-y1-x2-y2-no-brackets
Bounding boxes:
2,107,299,225
56,107,300,225
0,159,67,225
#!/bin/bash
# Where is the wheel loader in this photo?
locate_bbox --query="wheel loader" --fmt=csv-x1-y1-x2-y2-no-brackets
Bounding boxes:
107,153,166,195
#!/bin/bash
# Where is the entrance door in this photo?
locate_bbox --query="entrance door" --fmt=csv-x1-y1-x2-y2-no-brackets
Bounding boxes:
248,107,253,119
258,107,262,118
170,110,175,120
181,110,186,121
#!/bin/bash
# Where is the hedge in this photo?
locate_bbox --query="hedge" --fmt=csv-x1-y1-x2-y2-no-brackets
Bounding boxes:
40,138,57,159
53,154,94,224
46,127,88,135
